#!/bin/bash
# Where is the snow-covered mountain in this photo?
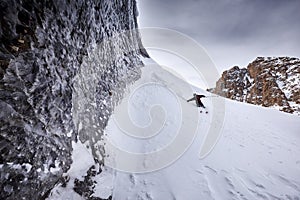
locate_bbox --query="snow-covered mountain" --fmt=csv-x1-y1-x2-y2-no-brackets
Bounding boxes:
209,57,300,114
48,59,300,200
1,1,299,199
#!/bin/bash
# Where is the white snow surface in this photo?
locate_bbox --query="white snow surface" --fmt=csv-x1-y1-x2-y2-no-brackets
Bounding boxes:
106,59,300,200
49,58,300,200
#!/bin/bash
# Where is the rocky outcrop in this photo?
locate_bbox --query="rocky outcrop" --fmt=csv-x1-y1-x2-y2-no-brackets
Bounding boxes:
0,0,147,199
210,57,300,114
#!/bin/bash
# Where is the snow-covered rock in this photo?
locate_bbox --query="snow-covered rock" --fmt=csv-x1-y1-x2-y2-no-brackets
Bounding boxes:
0,0,146,199
210,57,300,114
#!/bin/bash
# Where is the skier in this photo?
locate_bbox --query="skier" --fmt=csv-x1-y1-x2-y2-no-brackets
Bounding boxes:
187,93,206,109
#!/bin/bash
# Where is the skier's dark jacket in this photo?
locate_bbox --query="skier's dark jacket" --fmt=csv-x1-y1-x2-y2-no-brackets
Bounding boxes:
187,93,206,108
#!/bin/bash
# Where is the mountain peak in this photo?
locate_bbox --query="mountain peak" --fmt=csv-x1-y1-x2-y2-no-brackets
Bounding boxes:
210,56,300,114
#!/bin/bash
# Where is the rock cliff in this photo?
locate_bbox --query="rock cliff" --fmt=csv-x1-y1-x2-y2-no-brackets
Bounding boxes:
0,0,147,199
210,57,300,114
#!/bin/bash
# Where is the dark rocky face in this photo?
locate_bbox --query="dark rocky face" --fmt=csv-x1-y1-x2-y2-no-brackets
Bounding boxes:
0,0,146,199
211,57,300,114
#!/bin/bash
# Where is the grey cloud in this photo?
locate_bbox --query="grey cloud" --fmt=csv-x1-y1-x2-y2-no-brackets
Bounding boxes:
137,0,300,70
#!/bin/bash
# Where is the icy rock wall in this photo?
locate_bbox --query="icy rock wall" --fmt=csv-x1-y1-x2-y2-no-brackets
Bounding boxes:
0,0,147,199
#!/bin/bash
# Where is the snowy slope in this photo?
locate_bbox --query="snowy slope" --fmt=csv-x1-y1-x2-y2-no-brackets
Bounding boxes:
104,59,300,200
48,58,300,200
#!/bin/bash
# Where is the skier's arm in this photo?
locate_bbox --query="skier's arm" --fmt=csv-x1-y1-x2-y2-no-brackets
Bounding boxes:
187,97,195,102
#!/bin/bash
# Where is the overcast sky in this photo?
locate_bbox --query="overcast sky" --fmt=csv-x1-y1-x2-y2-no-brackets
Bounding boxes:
137,0,300,72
